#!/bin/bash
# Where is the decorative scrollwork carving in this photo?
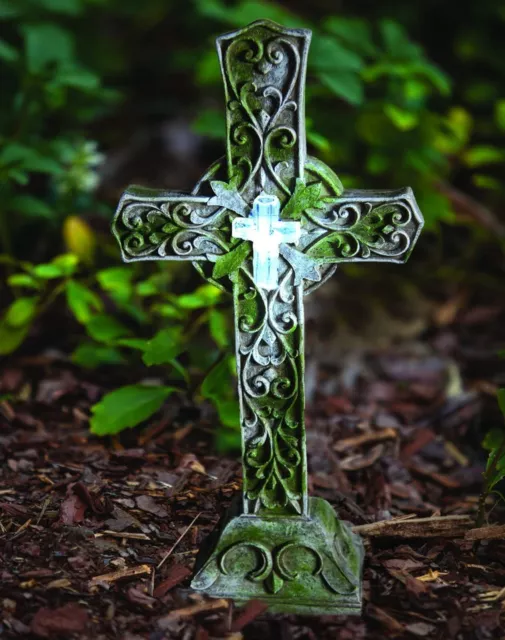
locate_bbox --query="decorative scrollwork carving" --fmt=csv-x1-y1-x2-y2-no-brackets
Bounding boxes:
215,536,358,596
113,195,232,261
219,22,307,200
235,264,305,514
304,192,422,263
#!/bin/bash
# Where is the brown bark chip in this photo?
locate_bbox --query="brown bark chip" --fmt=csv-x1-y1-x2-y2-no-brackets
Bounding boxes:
31,603,88,637
153,563,192,597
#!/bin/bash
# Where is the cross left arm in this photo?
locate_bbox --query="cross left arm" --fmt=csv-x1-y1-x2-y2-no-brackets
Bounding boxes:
112,186,233,263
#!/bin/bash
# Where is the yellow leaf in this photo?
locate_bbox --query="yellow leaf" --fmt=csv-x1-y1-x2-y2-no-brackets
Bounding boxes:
63,215,96,264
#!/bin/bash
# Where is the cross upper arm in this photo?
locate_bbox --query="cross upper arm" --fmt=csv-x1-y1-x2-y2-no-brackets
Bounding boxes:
112,187,231,263
300,187,424,265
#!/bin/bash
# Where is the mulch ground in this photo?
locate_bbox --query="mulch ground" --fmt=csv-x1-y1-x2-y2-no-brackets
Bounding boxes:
1,297,505,639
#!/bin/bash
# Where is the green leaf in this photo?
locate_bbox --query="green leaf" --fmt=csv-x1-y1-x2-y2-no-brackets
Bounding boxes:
7,273,41,290
196,50,221,86
97,266,133,303
306,130,331,154
380,20,422,59
57,65,100,91
72,343,126,368
9,195,53,219
195,0,302,28
142,327,184,366
0,143,63,175
489,469,505,491
472,174,501,191
483,428,505,452
215,426,241,453
33,0,84,15
463,146,505,168
309,35,364,72
0,297,39,355
176,283,223,309
212,242,251,280
498,389,505,419
86,314,131,343
66,280,103,324
319,71,364,106
215,398,240,428
4,297,39,328
0,323,32,355
22,23,75,74
0,38,18,62
192,108,225,139
209,309,229,348
282,179,323,221
384,104,419,131
0,0,22,18
151,303,184,319
201,356,234,400
32,254,78,279
115,338,149,351
495,100,505,132
323,17,377,56
90,384,176,436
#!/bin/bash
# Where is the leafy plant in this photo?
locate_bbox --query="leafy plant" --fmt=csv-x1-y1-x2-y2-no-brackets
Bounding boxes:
0,254,240,444
477,389,505,526
0,0,116,256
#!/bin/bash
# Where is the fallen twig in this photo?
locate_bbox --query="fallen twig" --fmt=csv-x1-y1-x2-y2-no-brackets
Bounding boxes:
353,515,472,538
157,512,200,570
465,524,505,541
89,564,151,587
96,531,150,541
158,599,229,626
334,428,397,452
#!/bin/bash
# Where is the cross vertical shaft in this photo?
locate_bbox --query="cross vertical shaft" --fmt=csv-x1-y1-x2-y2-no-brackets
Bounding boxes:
234,272,307,516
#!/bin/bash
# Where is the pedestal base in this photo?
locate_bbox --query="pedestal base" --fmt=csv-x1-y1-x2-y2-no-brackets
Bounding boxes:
191,497,364,615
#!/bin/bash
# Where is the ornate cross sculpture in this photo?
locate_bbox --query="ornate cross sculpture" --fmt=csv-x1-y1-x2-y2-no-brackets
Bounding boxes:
112,20,423,614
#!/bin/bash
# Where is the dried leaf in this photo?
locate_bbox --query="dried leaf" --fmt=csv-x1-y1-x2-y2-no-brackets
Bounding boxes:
31,603,88,638
154,564,191,597
231,599,269,631
59,492,86,525
136,495,169,518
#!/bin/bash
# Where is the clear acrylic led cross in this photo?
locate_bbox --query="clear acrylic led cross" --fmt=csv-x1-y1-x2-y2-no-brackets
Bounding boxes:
232,194,301,290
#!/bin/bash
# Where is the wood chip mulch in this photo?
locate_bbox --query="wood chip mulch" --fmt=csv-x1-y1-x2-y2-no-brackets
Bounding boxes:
1,301,505,639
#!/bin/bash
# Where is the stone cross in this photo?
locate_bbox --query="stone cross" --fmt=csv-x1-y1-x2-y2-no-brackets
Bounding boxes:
112,20,423,615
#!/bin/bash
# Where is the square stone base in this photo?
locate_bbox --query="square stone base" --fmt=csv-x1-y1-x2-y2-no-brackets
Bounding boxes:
191,497,364,615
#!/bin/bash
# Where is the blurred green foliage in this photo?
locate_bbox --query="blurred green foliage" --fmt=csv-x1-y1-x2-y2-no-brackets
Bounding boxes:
478,390,505,525
1,0,505,446
0,251,238,444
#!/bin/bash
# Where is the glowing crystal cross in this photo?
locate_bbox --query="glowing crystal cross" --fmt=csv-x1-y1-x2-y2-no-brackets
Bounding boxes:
232,194,301,290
